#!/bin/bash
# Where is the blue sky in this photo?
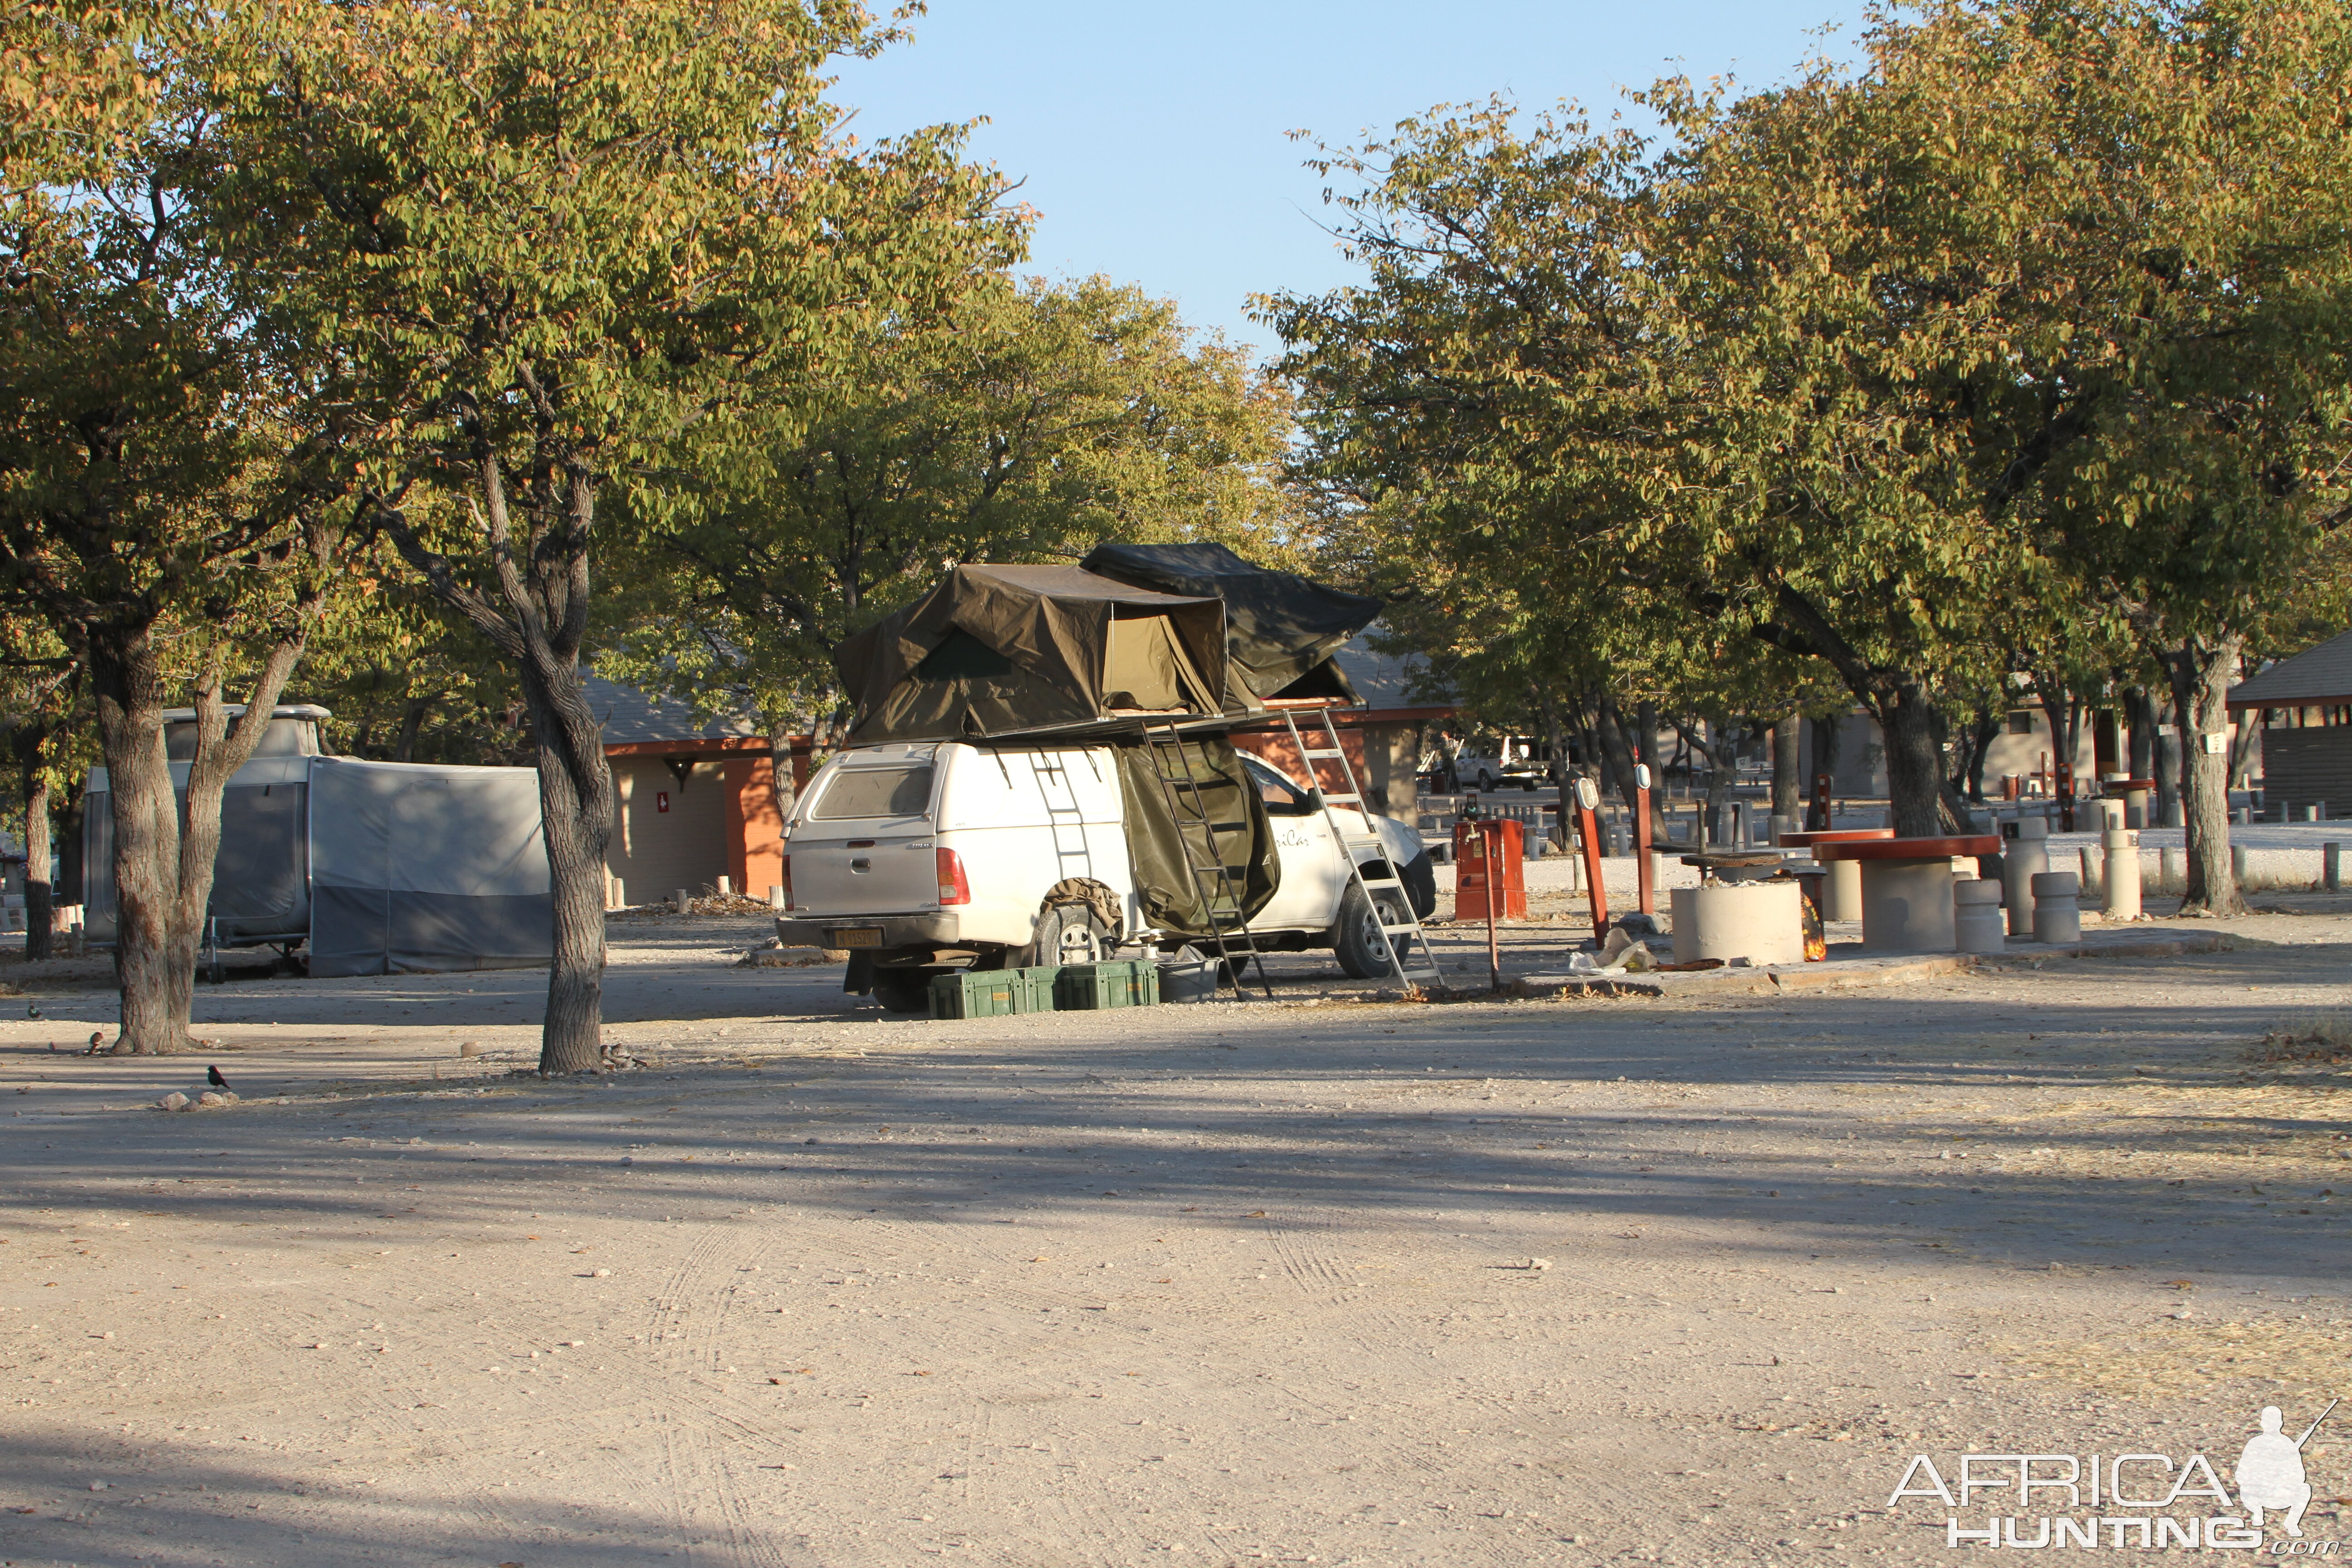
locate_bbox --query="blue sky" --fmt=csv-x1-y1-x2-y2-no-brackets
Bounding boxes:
828,1,1871,365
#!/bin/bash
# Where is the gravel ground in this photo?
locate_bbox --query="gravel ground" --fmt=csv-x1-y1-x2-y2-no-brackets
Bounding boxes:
2,906,2349,1567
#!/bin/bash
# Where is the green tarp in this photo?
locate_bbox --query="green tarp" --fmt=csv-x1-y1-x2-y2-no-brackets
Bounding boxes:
1112,732,1280,938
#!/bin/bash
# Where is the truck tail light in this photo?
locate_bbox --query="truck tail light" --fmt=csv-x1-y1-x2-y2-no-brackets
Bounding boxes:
780,855,793,911
936,847,970,906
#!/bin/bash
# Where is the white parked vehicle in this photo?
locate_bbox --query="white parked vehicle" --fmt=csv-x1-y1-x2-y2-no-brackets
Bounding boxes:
775,741,1436,1012
1442,735,1553,793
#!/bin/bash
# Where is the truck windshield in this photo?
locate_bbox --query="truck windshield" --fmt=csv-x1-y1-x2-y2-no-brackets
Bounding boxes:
810,765,934,820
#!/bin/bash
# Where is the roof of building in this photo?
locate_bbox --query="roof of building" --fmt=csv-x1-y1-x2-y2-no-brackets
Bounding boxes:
2226,632,2352,709
1329,631,1453,713
584,673,761,745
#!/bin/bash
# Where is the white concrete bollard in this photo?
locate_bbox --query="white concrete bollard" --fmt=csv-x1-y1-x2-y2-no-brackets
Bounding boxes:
2032,870,2082,945
2231,845,2249,887
2078,846,2099,900
768,884,786,909
1999,816,2048,936
717,875,733,897
674,887,692,914
2161,847,2183,892
1954,878,2007,955
2102,826,2141,920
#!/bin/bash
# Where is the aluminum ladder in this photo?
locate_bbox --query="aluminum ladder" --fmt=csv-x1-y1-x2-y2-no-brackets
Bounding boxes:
1141,722,1275,999
1278,707,1444,990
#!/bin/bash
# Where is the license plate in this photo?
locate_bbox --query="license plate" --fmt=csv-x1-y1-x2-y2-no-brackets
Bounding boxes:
832,927,883,948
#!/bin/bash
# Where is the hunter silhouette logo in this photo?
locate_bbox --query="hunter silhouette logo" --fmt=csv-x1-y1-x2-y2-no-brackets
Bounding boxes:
2238,1400,2333,1539
1886,1398,2339,1549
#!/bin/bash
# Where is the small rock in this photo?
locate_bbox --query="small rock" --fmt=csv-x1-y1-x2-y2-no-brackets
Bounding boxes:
1525,1257,1552,1271
158,1092,190,1112
460,1042,483,1058
88,1480,107,1491
590,1267,612,1278
197,1090,225,1107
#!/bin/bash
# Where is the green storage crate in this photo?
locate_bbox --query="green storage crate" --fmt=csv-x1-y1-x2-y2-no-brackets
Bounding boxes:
928,966,1058,1019
1053,959,1161,1010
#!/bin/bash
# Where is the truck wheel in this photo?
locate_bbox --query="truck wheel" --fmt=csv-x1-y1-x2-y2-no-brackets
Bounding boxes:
1398,850,1438,920
1027,900,1111,967
1333,884,1410,980
1475,769,1494,792
871,970,934,1014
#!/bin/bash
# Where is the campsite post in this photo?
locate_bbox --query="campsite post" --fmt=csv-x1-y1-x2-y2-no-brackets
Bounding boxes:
1573,775,1609,943
1632,762,1656,917
1482,821,1503,990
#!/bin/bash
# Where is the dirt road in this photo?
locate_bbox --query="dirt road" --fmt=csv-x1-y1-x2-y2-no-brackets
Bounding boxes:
3,910,2348,1566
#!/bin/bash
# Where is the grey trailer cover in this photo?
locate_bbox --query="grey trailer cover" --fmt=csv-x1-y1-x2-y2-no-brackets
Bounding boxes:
309,759,552,977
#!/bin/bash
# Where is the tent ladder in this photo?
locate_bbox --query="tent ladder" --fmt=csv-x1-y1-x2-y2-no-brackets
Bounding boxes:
1142,721,1275,1000
1278,708,1444,990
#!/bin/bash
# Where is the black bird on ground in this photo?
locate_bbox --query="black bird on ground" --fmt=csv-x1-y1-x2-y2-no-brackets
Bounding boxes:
206,1064,231,1092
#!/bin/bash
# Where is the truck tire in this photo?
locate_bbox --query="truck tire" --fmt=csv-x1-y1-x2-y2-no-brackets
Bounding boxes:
1474,769,1495,792
1025,899,1112,967
871,969,935,1014
1398,850,1438,920
1333,883,1410,980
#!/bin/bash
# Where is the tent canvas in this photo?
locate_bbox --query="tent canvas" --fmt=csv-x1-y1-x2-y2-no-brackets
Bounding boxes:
835,564,1230,745
1079,541,1382,705
306,759,552,977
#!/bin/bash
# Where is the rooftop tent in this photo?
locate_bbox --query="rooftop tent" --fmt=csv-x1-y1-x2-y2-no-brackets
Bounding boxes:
1079,542,1382,705
836,564,1230,745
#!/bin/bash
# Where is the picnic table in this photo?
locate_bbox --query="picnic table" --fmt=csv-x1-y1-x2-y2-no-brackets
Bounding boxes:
1809,834,2002,952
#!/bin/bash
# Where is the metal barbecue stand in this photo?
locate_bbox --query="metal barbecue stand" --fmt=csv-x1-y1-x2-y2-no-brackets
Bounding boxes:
1278,706,1443,993
1142,720,1276,999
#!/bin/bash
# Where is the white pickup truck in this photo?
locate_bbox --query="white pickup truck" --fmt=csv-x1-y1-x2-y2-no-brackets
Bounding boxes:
774,741,1436,1011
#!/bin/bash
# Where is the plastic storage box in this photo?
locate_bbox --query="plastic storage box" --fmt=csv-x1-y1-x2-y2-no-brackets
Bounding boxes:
1053,959,1161,1010
929,967,1057,1019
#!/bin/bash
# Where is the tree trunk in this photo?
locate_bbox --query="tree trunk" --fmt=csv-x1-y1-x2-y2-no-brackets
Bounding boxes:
2164,632,2244,916
1962,706,1999,802
1809,710,1842,793
393,698,431,763
1539,694,1576,852
1591,695,1641,814
521,661,614,1073
2126,687,2156,781
88,626,188,1054
1771,716,1801,820
1876,684,1950,839
21,765,53,963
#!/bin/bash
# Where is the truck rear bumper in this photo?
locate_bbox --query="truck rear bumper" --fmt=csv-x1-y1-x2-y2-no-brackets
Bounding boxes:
775,913,961,951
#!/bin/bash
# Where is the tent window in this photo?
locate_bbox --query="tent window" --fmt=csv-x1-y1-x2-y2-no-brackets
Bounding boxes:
915,630,1014,683
1104,613,1215,712
810,765,935,820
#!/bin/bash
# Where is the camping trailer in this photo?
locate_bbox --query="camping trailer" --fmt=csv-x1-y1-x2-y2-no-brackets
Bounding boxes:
82,706,552,977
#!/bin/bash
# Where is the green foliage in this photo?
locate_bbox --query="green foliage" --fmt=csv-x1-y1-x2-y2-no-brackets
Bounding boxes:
602,272,1303,734
1265,0,2352,833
